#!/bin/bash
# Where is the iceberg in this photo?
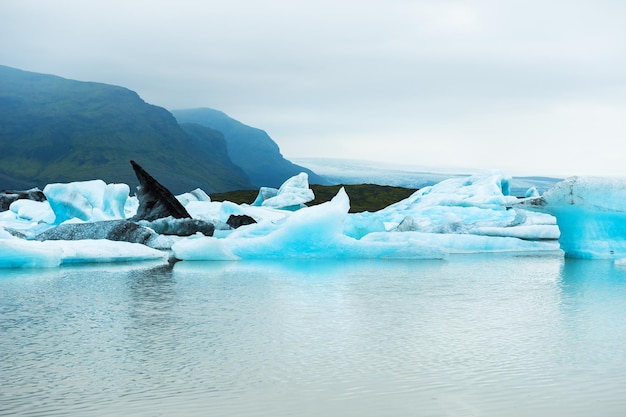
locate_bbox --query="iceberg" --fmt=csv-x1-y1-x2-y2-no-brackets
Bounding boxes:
351,171,560,244
171,174,561,261
517,176,626,259
0,239,166,268
8,199,56,224
172,188,447,260
251,172,314,210
44,179,129,224
15,168,626,267
0,239,62,268
175,188,211,206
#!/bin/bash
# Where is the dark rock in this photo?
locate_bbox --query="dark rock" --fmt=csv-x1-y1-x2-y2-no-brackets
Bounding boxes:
0,188,46,211
130,160,192,221
227,214,257,229
139,217,215,236
36,220,157,245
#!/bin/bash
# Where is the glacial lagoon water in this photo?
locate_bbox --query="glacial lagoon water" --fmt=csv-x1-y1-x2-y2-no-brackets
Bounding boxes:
2,254,626,417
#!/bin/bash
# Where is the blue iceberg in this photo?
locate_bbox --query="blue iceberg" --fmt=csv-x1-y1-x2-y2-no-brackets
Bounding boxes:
5,169,626,267
518,176,626,259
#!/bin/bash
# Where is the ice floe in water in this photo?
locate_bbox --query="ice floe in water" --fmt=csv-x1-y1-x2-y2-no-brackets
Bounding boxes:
5,169,626,267
172,188,447,260
171,171,560,261
517,176,626,259
0,239,166,268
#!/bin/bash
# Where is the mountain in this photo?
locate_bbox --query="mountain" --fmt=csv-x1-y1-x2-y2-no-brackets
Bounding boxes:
171,108,327,188
0,65,253,194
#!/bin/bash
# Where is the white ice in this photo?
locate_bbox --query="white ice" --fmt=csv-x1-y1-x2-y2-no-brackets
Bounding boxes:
251,172,314,209
10,169,619,268
44,179,129,224
0,239,166,268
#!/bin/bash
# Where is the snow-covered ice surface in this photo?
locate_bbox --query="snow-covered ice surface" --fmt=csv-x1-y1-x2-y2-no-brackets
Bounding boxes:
4,169,625,267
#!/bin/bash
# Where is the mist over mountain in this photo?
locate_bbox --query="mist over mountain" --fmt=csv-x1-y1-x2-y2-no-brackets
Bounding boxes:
0,65,311,194
171,108,326,187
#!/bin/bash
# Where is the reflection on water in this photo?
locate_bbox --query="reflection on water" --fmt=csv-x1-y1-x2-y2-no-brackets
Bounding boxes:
1,255,626,416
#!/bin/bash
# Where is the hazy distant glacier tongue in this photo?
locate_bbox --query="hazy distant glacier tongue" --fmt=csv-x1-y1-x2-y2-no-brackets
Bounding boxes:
518,176,626,259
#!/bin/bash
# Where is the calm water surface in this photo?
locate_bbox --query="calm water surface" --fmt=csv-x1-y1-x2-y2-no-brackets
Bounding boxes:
1,254,626,417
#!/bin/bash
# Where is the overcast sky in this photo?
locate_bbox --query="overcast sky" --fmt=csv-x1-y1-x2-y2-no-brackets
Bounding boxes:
2,0,625,177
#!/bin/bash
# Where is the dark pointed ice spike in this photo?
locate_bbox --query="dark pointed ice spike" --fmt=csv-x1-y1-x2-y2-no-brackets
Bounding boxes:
130,160,191,221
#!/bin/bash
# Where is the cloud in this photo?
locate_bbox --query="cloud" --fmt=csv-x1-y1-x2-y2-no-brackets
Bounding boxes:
1,0,625,177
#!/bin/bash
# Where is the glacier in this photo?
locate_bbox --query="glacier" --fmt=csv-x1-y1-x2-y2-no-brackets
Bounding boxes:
2,170,625,267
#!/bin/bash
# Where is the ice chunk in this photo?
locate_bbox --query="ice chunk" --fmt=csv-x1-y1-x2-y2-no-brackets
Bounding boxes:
519,176,626,258
382,171,518,212
251,187,278,206
0,238,167,268
43,180,130,224
46,240,167,264
176,188,211,206
0,240,62,268
172,235,241,261
377,172,559,242
103,183,130,219
125,196,139,219
251,172,314,210
343,212,387,239
9,199,55,223
525,186,540,198
361,231,561,254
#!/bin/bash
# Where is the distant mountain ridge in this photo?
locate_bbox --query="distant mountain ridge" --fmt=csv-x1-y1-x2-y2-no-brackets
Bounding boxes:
0,65,319,194
171,108,326,187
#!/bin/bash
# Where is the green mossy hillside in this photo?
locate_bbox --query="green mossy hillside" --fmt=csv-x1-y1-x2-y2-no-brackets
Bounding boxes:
0,65,253,194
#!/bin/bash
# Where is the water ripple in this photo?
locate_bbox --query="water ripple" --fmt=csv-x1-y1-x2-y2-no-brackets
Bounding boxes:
2,256,626,416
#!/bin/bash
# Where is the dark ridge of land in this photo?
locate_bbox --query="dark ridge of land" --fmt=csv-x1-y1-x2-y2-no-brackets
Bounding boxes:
210,183,419,213
0,65,324,194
